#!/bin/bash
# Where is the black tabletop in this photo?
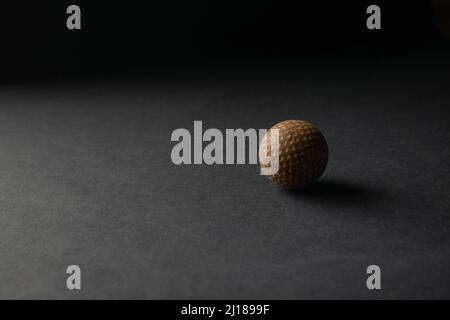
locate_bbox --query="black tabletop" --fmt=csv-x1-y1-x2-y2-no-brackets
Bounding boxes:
1,47,449,299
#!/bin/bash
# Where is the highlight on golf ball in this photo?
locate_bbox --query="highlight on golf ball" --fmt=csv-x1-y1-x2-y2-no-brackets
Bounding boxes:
259,120,328,189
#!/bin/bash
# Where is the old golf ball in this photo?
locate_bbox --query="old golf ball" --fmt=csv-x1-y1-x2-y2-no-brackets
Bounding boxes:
259,120,328,189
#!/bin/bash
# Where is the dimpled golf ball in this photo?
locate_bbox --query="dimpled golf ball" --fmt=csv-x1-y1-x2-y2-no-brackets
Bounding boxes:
259,120,328,189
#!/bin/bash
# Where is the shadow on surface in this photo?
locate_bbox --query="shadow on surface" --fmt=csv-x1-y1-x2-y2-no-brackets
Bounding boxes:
284,179,387,209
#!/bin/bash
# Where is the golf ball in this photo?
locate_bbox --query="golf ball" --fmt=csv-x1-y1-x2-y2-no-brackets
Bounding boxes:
259,120,328,189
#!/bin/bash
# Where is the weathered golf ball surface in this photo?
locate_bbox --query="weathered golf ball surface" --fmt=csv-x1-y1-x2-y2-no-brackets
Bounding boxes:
259,120,328,189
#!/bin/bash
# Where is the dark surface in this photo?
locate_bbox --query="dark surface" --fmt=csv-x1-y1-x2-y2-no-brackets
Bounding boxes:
0,48,449,299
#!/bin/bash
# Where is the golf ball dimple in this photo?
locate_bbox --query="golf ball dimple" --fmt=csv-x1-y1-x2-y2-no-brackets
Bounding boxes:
259,120,328,189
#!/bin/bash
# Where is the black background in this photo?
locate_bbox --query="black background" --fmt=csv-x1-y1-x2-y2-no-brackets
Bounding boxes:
0,1,441,78
0,1,449,299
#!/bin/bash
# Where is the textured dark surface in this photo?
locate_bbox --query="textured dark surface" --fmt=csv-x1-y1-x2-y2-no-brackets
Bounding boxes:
0,52,449,299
